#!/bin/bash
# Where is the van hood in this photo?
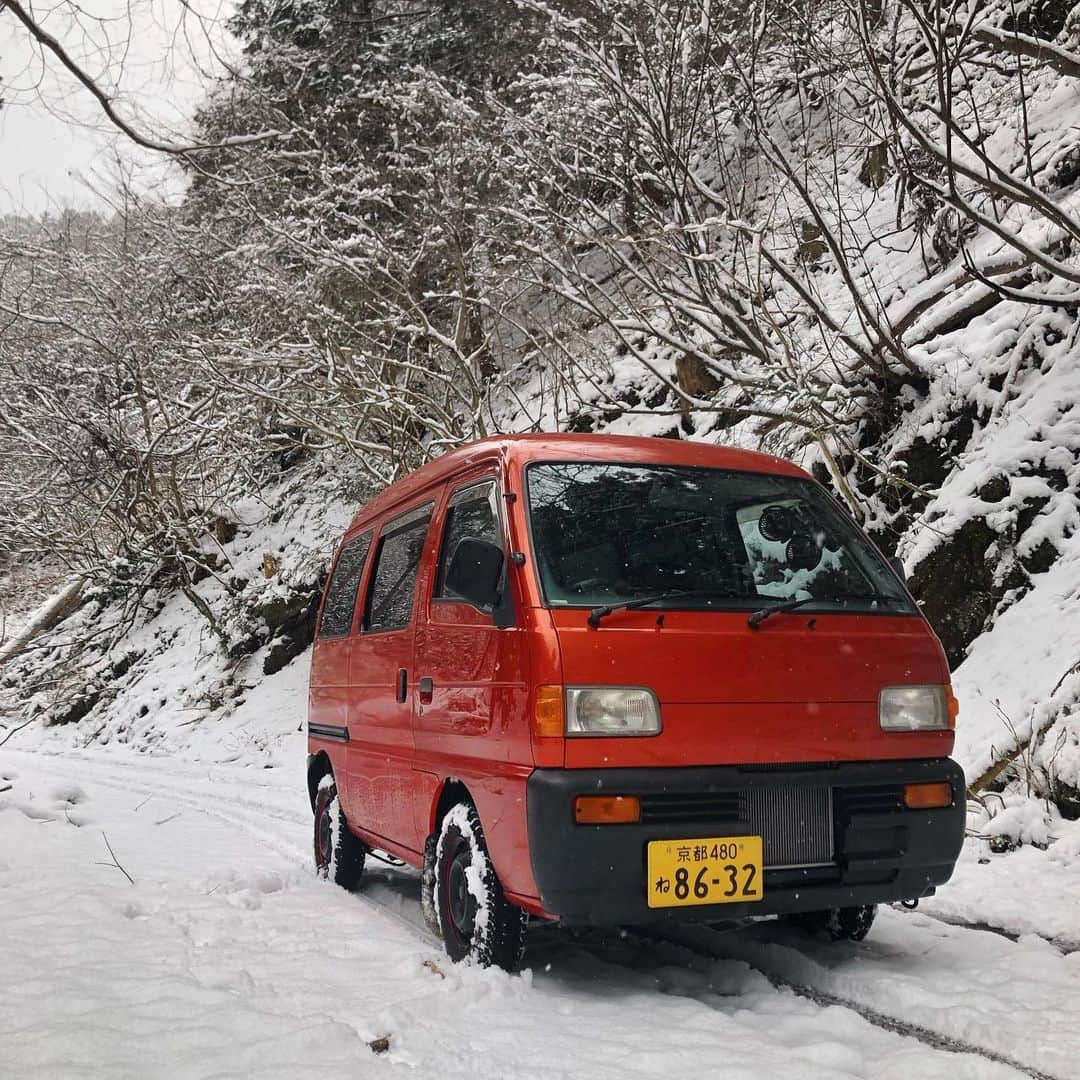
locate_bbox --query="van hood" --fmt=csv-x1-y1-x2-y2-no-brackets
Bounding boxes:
548,608,954,768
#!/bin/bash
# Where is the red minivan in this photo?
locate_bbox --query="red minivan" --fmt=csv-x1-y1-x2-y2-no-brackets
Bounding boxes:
307,434,964,970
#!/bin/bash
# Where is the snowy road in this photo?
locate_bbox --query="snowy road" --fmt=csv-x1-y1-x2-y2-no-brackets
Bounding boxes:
3,746,1079,1080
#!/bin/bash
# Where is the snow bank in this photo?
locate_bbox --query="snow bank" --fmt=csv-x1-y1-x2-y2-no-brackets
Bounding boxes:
4,748,1078,1079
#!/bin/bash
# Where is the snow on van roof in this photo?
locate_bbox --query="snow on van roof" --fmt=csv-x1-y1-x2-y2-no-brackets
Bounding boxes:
347,433,808,532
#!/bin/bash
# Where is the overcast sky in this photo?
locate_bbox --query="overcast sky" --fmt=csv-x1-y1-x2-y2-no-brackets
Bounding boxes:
0,1,235,215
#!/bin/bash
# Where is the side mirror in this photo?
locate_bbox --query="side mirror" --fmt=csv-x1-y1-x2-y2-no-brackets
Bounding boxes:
889,556,908,585
445,537,505,611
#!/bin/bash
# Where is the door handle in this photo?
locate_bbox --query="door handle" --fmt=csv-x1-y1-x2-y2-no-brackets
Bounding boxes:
396,668,408,703
418,676,434,704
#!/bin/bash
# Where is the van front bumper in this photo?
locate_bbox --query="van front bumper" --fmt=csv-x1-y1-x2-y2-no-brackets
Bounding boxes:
526,758,966,925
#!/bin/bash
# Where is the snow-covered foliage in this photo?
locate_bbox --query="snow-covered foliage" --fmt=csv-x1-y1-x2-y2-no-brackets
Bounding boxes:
3,0,1080,865
0,459,361,762
5,5,1080,1072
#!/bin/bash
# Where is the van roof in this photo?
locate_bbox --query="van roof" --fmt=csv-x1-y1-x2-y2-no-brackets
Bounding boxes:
348,433,810,531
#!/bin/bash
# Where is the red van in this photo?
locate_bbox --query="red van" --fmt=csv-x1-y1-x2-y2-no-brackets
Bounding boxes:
306,434,964,970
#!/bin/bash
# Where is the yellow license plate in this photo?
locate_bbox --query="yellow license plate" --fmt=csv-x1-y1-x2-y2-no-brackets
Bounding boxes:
647,836,764,908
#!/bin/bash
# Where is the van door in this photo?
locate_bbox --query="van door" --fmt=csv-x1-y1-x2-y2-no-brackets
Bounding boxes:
348,501,434,854
412,478,529,830
309,530,372,819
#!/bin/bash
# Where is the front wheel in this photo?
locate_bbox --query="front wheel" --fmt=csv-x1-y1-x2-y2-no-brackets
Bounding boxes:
428,802,526,971
313,776,366,890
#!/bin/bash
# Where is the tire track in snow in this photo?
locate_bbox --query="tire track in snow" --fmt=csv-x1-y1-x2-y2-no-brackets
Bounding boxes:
633,926,1065,1080
900,905,1080,956
58,753,1069,1080
58,758,313,867
59,755,436,943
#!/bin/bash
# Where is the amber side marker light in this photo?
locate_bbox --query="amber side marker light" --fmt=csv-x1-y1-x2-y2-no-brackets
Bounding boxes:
946,685,960,728
534,685,565,737
903,782,953,810
574,795,641,824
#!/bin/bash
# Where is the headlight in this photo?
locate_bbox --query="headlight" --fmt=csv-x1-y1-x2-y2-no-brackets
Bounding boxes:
879,685,950,731
565,687,661,736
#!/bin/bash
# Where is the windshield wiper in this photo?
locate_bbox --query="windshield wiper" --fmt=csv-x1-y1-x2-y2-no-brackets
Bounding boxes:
747,592,899,630
588,589,731,628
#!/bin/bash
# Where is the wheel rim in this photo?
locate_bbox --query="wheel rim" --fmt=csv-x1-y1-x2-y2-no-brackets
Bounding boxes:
315,798,333,872
444,839,476,945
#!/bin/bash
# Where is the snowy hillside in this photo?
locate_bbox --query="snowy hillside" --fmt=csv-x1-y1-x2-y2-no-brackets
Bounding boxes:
5,0,1080,1074
1,461,362,763
5,337,1080,1080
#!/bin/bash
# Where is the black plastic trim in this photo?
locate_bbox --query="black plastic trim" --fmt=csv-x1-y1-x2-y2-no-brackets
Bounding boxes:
526,757,965,925
308,723,349,743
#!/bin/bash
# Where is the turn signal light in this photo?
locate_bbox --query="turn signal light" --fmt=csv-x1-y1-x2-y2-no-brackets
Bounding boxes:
534,685,565,738
903,782,953,809
946,685,960,728
573,795,641,824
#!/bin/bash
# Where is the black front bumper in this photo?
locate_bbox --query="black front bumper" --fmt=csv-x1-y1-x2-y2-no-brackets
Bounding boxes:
527,758,966,925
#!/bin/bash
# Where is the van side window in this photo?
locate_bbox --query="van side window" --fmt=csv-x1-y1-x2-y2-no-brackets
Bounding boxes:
319,531,373,638
364,505,433,633
434,480,503,601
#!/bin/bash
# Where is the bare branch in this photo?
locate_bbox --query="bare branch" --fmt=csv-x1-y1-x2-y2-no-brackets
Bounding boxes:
2,0,283,157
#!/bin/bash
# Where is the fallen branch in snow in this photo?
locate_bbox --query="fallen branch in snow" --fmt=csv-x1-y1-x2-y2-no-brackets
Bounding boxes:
968,713,1057,798
0,717,36,748
95,832,135,886
0,784,12,794
890,254,1032,344
967,660,1080,796
972,26,1080,80
0,579,84,669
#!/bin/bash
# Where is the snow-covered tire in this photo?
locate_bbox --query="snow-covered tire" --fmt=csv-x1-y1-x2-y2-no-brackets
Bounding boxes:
825,904,876,941
313,776,366,890
429,802,526,971
786,904,877,941
421,832,440,937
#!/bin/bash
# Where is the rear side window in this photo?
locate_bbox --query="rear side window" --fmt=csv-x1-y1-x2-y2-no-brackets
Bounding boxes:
320,531,372,638
434,479,503,601
364,504,433,633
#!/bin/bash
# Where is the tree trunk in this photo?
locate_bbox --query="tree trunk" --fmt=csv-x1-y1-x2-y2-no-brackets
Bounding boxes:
0,578,85,667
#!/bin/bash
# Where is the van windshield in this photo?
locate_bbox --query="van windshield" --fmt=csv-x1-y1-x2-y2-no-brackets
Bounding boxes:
525,462,914,614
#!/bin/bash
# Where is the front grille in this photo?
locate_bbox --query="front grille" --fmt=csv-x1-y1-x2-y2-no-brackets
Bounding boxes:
640,792,741,825
737,761,838,773
747,785,833,868
838,785,904,816
640,785,834,868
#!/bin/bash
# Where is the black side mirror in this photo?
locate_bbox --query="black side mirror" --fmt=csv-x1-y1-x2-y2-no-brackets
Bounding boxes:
445,537,505,611
889,556,908,585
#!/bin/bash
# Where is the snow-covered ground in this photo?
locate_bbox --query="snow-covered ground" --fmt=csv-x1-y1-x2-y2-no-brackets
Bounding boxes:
3,739,1078,1080
2,431,1078,1076
4,492,1079,1077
